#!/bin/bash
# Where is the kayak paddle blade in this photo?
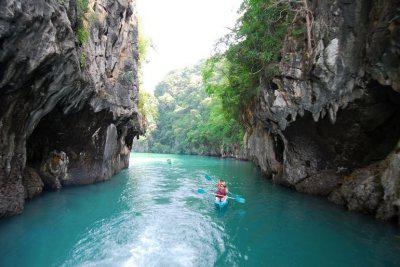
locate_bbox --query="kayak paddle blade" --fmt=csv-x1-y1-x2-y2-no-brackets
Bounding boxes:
235,197,246,204
197,188,206,194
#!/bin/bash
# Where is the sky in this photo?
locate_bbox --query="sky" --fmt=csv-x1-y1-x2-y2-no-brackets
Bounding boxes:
137,0,242,92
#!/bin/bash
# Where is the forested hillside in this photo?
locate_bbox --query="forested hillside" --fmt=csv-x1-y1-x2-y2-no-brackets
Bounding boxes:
133,62,244,156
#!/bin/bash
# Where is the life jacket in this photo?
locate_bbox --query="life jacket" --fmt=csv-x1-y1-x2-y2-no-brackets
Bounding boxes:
217,187,227,199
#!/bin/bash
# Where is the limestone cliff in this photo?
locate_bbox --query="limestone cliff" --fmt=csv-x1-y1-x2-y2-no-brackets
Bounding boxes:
244,0,400,223
0,0,142,217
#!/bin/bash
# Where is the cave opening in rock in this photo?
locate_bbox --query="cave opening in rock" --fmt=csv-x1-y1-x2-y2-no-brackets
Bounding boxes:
26,104,112,171
26,106,69,169
282,81,400,174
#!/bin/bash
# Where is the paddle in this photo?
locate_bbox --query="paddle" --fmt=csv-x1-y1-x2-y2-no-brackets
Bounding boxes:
205,174,214,182
197,188,234,199
204,175,246,204
197,188,207,194
197,188,245,204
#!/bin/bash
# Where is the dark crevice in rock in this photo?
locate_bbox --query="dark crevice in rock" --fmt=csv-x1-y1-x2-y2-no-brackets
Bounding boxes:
274,135,284,163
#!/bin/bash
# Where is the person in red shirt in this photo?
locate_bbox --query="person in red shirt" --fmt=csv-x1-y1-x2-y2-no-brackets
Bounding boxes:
215,180,228,202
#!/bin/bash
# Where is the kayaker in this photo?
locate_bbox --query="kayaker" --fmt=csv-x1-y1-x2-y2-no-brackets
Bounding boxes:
216,180,228,202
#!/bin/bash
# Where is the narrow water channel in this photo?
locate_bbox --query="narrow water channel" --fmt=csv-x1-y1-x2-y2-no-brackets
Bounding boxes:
0,153,399,266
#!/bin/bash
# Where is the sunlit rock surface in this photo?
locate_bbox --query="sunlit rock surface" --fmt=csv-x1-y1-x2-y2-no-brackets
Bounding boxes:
0,0,142,217
244,0,400,223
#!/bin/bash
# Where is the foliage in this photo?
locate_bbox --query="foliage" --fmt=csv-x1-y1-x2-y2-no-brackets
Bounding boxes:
77,26,89,45
138,21,151,66
136,19,155,129
80,51,86,69
202,57,242,121
138,89,158,128
76,0,90,46
134,62,244,155
205,0,293,120
135,0,294,155
77,0,89,14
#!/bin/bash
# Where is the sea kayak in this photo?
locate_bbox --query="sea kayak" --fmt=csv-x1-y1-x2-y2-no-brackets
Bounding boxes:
214,197,229,209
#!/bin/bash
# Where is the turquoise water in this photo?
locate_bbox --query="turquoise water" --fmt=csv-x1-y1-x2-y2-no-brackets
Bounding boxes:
0,153,399,266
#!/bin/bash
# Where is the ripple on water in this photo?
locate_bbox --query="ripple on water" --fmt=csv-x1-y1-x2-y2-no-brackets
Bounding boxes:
62,155,228,266
63,204,224,266
1,153,399,267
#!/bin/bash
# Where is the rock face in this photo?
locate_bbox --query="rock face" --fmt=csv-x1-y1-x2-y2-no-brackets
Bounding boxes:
40,150,70,190
0,0,142,217
244,0,400,223
22,167,44,200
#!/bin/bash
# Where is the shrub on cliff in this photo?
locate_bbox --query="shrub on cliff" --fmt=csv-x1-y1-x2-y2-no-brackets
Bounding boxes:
204,0,294,121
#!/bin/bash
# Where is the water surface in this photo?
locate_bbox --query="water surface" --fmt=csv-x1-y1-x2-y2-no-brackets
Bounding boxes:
0,153,399,266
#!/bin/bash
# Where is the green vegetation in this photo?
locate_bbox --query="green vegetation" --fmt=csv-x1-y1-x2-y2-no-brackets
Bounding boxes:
80,51,86,68
138,89,158,133
135,62,243,155
136,20,155,129
137,20,151,90
75,0,90,70
76,0,90,46
138,21,151,67
77,0,89,14
136,0,293,155
204,0,293,120
77,27,89,45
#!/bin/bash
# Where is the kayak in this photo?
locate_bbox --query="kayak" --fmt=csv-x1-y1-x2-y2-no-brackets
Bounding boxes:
214,197,229,209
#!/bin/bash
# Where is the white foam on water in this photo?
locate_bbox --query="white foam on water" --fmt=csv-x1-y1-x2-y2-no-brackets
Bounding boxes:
123,227,198,266
62,155,226,267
